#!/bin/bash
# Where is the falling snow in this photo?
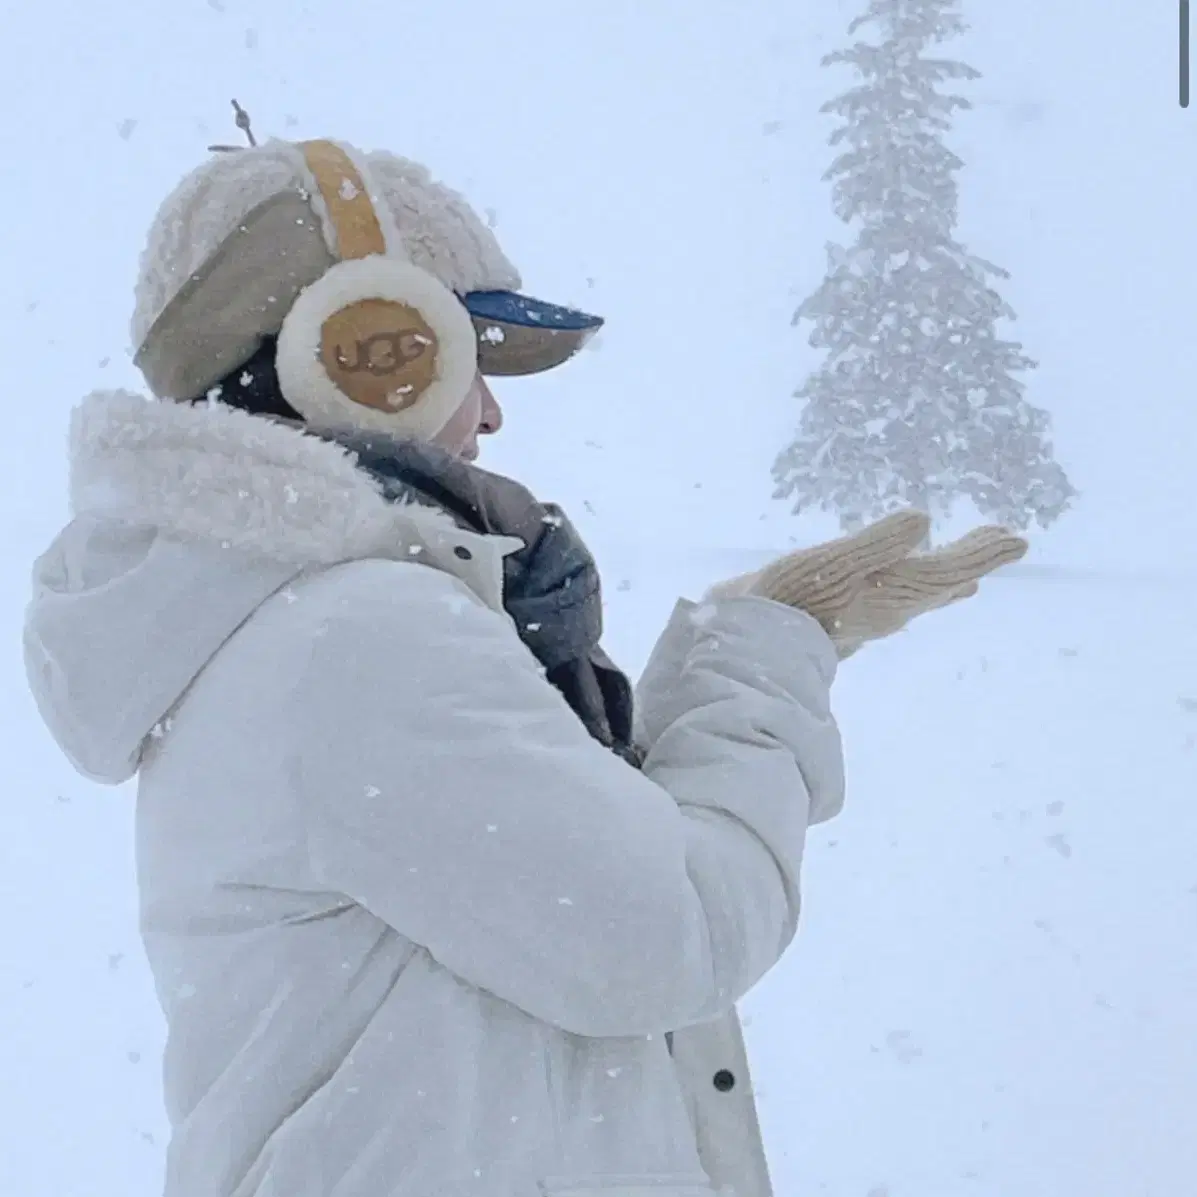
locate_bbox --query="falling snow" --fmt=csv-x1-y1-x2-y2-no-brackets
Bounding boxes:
1044,833,1073,859
6,7,1196,1197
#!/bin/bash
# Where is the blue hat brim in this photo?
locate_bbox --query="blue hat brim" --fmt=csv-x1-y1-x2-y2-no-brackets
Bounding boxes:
463,291,604,377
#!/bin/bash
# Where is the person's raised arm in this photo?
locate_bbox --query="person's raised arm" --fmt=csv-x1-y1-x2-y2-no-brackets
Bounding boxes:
285,558,844,1038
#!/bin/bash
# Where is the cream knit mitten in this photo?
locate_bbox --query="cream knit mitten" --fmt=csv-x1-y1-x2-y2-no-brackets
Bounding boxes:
707,511,1028,658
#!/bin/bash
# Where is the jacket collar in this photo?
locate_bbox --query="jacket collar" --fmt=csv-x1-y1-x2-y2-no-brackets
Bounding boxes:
68,390,524,611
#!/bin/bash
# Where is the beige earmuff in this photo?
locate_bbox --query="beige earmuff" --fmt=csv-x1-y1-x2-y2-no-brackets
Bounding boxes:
274,139,479,438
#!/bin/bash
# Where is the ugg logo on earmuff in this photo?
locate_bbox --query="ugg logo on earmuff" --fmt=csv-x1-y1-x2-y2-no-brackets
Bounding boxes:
333,329,433,376
320,298,442,413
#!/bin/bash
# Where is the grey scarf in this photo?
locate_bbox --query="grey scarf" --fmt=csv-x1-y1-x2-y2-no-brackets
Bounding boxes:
325,430,641,766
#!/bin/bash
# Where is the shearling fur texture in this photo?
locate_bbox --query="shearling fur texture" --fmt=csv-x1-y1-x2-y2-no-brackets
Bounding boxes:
132,140,521,357
69,391,522,587
274,255,479,440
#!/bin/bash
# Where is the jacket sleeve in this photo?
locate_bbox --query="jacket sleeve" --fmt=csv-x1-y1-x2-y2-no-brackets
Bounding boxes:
286,558,844,1039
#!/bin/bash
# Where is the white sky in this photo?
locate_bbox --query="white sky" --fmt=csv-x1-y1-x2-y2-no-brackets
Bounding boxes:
2,2,1194,1195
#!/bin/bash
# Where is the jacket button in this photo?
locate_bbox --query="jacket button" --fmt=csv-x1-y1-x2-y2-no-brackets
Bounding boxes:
453,545,473,561
712,1069,736,1092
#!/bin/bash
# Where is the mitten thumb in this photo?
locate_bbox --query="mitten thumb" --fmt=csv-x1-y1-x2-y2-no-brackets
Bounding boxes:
753,511,930,622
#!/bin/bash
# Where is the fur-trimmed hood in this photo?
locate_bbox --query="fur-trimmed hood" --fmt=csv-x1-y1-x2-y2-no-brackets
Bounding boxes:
23,390,522,784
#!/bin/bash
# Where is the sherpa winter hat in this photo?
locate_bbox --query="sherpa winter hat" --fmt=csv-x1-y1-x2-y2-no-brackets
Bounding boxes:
131,137,603,438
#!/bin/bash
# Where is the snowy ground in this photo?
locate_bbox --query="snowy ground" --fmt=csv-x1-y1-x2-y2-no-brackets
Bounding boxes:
5,550,1194,1197
601,543,1197,1197
3,1,1195,1195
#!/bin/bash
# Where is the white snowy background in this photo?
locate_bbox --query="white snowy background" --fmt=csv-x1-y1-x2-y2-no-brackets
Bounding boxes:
2,2,1195,1195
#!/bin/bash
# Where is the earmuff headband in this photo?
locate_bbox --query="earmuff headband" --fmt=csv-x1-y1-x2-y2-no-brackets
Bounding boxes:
298,140,388,261
274,138,479,438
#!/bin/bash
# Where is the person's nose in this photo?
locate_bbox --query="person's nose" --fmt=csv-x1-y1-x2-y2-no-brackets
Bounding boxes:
477,375,503,435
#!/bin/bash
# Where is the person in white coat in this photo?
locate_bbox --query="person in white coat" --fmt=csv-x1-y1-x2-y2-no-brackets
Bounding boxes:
24,135,1026,1197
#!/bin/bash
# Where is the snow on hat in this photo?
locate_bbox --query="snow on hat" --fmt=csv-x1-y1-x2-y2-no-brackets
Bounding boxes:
131,138,603,434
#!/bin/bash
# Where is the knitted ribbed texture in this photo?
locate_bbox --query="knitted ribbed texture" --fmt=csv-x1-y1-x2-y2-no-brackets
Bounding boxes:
708,511,1028,659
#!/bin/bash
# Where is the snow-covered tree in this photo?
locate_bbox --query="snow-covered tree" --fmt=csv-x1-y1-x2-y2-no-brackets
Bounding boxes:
772,0,1075,533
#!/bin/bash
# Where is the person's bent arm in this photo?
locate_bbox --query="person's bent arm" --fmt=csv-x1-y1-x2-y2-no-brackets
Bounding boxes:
285,558,844,1038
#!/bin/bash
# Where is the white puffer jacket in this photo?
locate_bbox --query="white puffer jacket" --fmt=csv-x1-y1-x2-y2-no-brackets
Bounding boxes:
24,391,845,1197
